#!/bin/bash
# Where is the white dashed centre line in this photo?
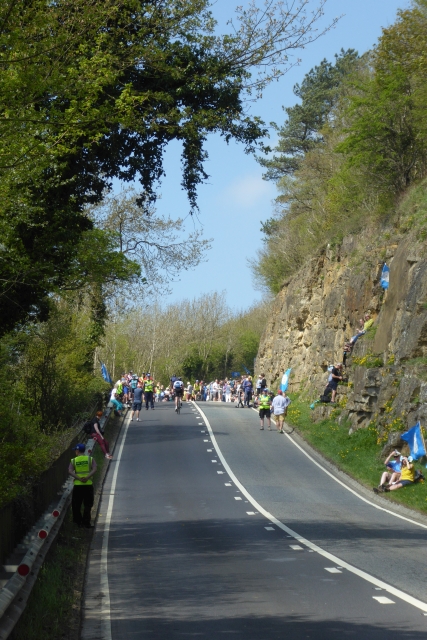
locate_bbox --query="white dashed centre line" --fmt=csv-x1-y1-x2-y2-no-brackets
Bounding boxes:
203,439,209,442
217,471,224,474
234,497,242,500
290,545,304,551
211,460,217,463
265,527,275,531
193,401,427,615
246,512,257,515
225,483,232,486
325,568,342,574
373,596,395,605
207,449,213,452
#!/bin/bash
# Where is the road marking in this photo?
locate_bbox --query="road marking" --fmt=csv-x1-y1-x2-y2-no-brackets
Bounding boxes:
235,497,242,500
207,449,213,452
265,526,275,531
203,439,209,442
225,483,232,486
194,401,427,615
290,545,304,550
100,414,132,640
200,430,205,433
211,459,217,463
250,408,427,532
247,511,257,515
217,471,224,474
198,423,204,425
325,568,342,573
373,596,395,604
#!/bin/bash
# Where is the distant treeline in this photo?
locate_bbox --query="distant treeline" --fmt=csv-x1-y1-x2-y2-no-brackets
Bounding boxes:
99,293,268,385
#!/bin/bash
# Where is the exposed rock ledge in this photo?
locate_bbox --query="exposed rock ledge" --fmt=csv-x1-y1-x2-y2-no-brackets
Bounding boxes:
256,231,427,437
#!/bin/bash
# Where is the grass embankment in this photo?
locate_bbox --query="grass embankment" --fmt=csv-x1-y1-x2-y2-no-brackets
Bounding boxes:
12,412,124,640
287,396,427,515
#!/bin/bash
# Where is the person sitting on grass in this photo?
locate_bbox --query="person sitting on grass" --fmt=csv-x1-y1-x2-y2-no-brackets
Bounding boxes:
374,450,402,492
374,455,414,493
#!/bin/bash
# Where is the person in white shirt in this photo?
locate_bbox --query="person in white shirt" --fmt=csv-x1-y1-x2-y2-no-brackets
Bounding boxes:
186,382,194,401
110,387,123,416
212,379,219,401
271,390,291,434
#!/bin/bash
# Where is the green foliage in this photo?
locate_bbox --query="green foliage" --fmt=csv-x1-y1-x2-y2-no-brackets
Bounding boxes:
286,395,427,512
100,295,268,384
253,5,427,294
352,353,384,368
259,49,359,182
0,292,111,506
13,301,109,431
0,0,331,334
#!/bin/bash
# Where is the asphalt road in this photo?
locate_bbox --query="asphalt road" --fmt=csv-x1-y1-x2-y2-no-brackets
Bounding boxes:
82,401,427,639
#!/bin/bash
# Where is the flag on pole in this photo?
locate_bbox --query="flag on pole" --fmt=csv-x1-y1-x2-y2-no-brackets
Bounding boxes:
401,422,426,460
100,362,113,385
380,263,390,290
280,368,292,392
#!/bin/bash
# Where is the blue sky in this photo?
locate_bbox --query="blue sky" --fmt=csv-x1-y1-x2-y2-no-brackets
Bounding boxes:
139,0,410,311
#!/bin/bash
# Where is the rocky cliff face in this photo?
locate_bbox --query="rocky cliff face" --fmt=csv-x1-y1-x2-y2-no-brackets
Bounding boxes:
256,228,427,446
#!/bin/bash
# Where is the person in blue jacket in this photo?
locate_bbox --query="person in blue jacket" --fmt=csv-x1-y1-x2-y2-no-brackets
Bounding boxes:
242,375,253,408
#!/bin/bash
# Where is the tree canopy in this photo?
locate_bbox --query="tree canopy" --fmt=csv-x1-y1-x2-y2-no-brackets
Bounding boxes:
0,0,334,333
253,2,427,293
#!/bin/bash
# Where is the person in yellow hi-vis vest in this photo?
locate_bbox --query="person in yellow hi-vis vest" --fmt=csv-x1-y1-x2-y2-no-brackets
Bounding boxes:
143,373,155,410
68,443,97,528
258,390,272,431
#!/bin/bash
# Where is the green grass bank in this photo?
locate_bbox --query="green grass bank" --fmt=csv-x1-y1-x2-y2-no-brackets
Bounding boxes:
287,395,427,515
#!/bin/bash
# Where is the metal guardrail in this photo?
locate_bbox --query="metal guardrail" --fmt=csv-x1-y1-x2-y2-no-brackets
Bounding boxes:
0,407,113,640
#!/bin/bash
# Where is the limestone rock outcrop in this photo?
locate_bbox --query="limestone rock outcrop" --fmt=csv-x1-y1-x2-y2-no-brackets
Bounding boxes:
256,230,427,436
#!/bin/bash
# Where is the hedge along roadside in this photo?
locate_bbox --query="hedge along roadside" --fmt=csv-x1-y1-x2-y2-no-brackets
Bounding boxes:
5,408,128,640
0,406,122,640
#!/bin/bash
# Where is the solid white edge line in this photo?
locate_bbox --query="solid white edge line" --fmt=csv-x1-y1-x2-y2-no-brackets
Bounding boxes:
194,402,427,614
100,414,132,640
251,408,427,531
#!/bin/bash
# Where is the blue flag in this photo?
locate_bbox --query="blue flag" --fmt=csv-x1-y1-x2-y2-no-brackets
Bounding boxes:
101,362,113,385
243,365,251,374
231,371,240,378
401,422,426,460
280,368,292,392
380,263,390,290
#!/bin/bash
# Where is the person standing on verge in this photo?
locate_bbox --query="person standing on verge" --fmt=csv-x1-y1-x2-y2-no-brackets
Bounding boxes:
144,373,155,410
69,443,97,528
258,389,272,430
88,411,112,458
271,390,291,433
243,376,253,407
131,382,144,421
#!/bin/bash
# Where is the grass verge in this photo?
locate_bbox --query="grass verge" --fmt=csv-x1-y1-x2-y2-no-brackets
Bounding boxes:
287,395,427,515
11,412,125,640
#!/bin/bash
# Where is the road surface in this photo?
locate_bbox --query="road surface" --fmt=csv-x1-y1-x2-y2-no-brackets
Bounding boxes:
82,401,427,639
